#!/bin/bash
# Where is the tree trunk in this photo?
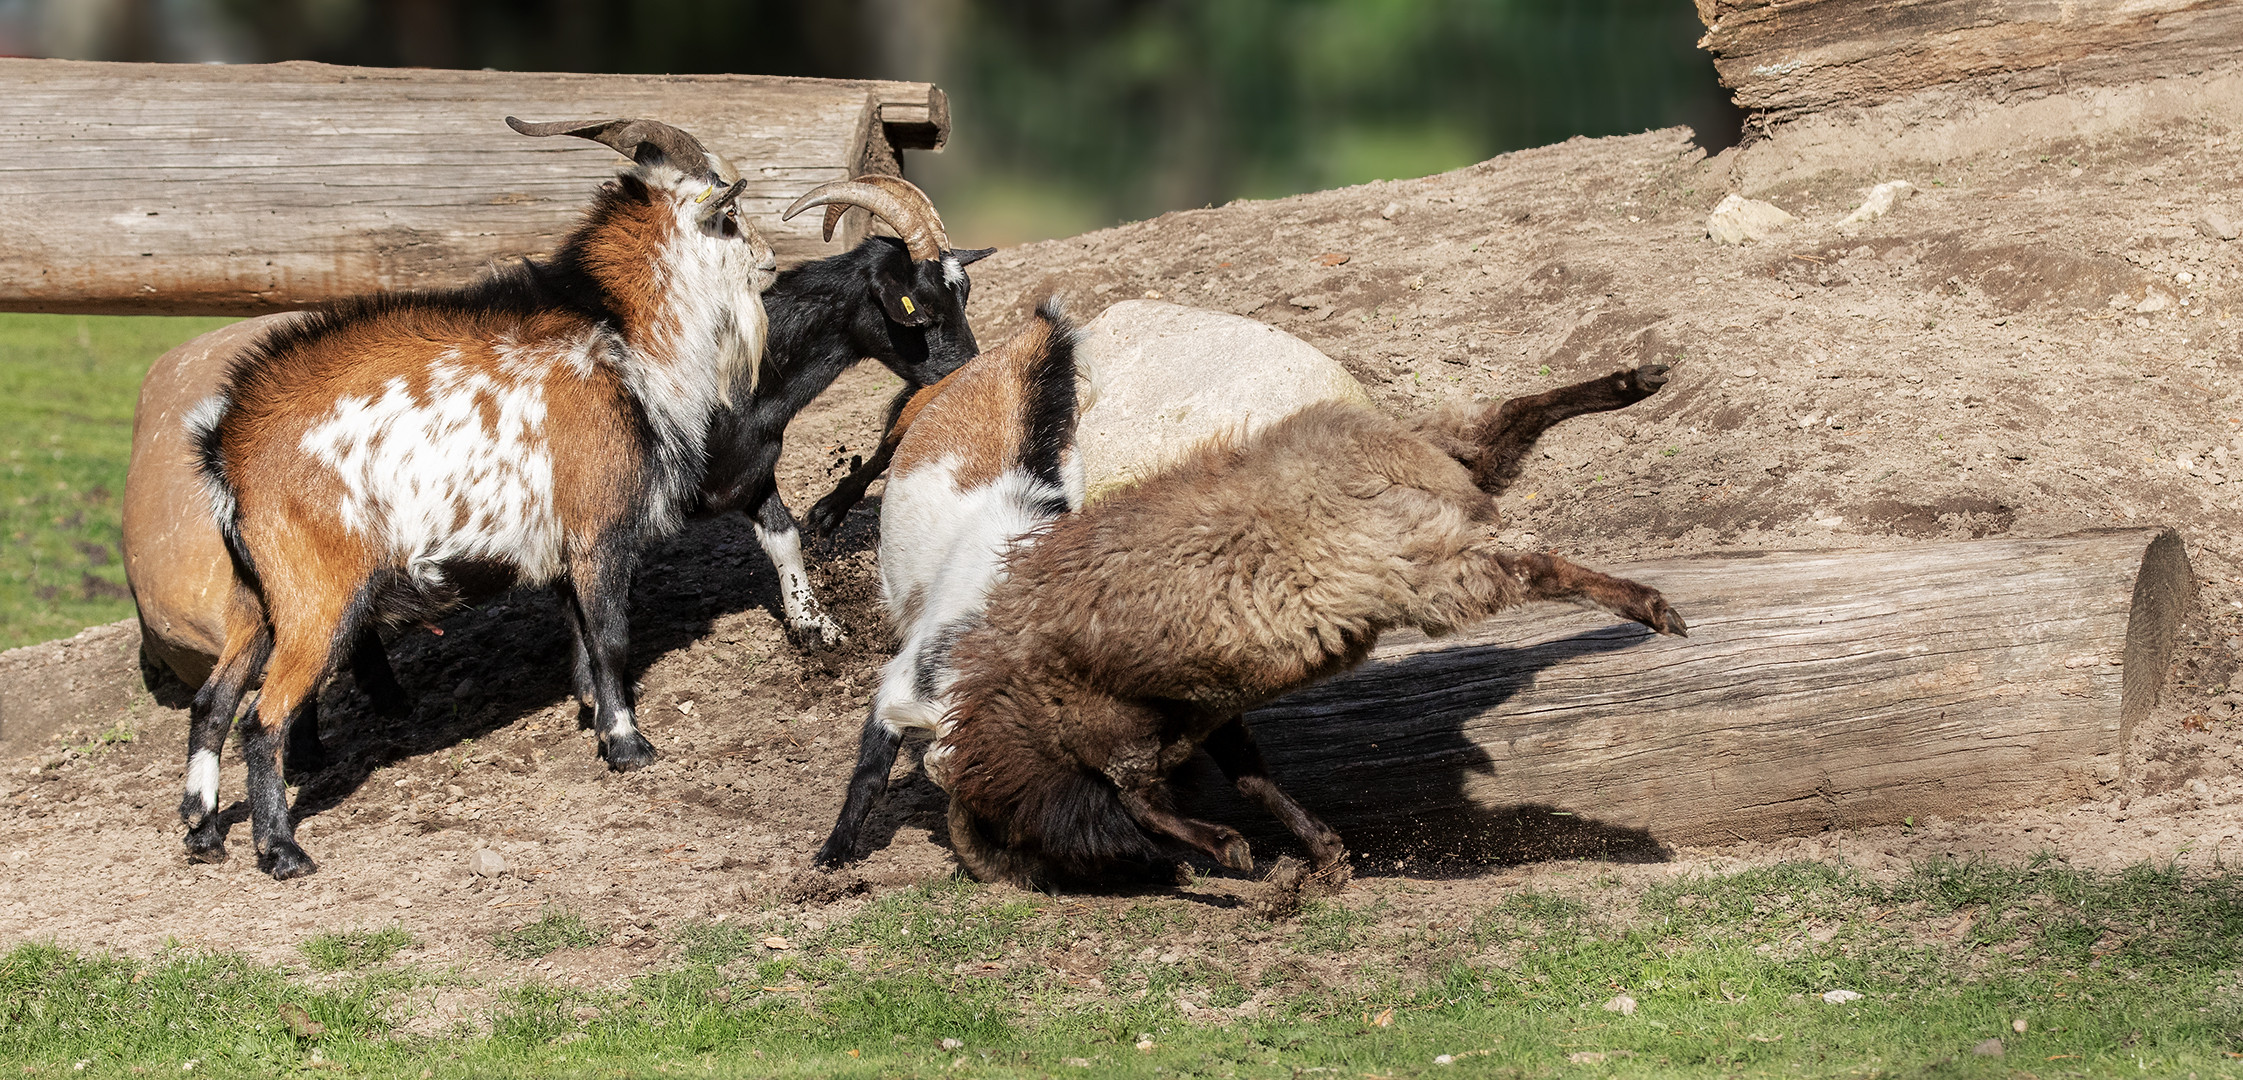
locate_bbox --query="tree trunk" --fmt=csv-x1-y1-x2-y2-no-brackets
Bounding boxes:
0,58,947,315
1180,529,2190,864
1696,0,2243,125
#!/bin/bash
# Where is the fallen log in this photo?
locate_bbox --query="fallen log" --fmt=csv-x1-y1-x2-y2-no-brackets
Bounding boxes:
0,58,947,315
1179,529,2188,863
1696,0,2243,125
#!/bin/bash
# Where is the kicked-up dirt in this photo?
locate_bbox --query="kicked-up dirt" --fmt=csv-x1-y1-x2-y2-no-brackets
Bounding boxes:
4,63,2243,992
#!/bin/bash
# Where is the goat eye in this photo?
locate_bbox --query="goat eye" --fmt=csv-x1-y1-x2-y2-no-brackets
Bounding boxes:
719,215,738,238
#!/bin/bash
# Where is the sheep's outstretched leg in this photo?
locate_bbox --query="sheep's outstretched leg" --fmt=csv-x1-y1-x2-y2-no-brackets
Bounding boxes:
1115,788,1254,873
806,385,916,538
1469,364,1670,494
1492,550,1689,637
814,707,903,868
1202,719,1347,872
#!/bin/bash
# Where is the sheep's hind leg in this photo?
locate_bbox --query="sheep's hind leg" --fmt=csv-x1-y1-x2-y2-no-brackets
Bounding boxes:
814,707,903,868
1493,550,1689,637
1203,719,1346,872
1114,788,1254,873
1469,364,1670,494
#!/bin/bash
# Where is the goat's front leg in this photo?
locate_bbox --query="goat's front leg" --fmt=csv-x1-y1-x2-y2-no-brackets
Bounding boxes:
754,487,846,648
1114,787,1254,873
555,582,597,714
814,706,904,868
1469,364,1670,494
563,548,657,771
805,384,916,538
1493,550,1689,637
1202,719,1346,872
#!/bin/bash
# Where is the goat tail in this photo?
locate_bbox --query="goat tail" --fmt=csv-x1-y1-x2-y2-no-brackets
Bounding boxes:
1015,296,1081,492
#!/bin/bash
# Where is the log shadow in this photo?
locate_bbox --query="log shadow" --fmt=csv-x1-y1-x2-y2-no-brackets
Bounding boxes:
1173,621,1673,879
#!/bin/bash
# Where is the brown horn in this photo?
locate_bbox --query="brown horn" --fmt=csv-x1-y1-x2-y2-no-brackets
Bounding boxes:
782,174,950,261
505,116,720,179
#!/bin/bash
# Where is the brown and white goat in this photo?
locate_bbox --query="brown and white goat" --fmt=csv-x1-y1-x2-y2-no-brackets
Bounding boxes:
813,299,1080,868
178,117,775,879
922,364,1687,887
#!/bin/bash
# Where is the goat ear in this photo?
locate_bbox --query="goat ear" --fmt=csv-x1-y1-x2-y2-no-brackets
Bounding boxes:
951,246,997,268
876,263,933,326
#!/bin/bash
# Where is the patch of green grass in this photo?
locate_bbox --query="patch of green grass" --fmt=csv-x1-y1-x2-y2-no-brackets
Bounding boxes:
491,909,602,960
0,313,237,650
298,927,416,972
13,859,2243,1076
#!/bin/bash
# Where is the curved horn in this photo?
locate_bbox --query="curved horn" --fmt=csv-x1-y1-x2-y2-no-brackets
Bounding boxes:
782,175,950,261
505,116,720,179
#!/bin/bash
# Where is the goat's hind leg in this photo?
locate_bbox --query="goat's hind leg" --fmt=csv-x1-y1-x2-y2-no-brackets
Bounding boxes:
1468,364,1671,494
180,600,272,862
1493,550,1688,637
814,706,904,868
1203,719,1346,872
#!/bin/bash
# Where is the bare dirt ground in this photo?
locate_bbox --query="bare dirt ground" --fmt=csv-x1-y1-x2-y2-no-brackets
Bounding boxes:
4,64,2243,995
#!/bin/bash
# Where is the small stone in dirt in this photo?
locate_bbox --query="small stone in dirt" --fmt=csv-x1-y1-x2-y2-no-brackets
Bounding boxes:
2011,1017,2028,1034
468,848,506,877
1381,202,1402,220
1706,194,1793,245
2197,208,2240,241
1603,994,1637,1015
762,935,791,951
940,1038,964,1051
1821,989,1863,1004
1841,180,1915,226
1435,1055,1454,1065
1972,1038,2004,1057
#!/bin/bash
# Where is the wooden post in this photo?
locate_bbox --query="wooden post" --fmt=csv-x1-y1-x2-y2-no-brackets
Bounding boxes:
0,59,950,315
1179,529,2189,862
1696,0,2243,125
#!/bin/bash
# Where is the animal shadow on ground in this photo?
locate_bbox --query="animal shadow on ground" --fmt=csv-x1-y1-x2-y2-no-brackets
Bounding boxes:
1171,621,1673,879
184,512,882,846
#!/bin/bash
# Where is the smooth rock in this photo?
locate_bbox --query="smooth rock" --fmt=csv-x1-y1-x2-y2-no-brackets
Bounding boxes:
1971,1038,2005,1057
1706,193,1794,245
1074,301,1372,503
468,848,506,878
2198,208,2240,241
1841,180,1915,225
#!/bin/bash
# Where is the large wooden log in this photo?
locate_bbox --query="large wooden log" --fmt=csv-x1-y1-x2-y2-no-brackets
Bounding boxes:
1696,0,2243,125
1181,529,2188,862
0,59,948,316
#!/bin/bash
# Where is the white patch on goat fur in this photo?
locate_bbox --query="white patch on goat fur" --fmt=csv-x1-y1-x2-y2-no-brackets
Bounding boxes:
298,362,565,585
941,256,964,288
181,393,237,527
754,522,843,642
185,749,220,814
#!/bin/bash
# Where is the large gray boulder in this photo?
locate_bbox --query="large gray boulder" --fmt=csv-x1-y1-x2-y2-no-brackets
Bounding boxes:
1074,300,1371,502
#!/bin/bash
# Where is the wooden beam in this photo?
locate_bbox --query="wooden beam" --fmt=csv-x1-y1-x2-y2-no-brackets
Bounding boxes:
1179,529,2188,863
1696,0,2243,124
0,59,950,316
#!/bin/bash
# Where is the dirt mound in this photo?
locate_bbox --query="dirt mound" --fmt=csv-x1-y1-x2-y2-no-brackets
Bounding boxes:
4,63,2242,973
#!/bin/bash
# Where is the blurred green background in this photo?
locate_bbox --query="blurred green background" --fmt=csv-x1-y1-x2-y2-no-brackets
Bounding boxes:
0,0,1734,648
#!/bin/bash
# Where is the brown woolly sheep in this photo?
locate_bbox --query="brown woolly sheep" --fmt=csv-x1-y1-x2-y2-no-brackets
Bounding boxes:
922,364,1686,887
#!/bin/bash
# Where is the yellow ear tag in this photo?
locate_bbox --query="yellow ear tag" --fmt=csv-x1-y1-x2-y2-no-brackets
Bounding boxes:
695,185,715,204
900,296,916,315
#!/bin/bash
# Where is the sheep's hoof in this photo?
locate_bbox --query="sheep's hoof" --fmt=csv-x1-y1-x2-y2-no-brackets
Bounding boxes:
1216,835,1255,873
601,733,658,772
259,840,318,880
1627,363,1671,396
1648,599,1689,638
789,615,848,651
811,835,853,869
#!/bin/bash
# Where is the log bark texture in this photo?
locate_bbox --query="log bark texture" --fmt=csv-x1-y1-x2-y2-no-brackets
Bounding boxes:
0,59,948,315
1696,0,2243,124
1179,529,2189,862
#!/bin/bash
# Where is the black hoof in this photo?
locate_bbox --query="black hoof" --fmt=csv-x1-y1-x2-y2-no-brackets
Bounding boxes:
812,837,852,869
601,733,658,772
1629,363,1672,394
183,826,227,864
259,841,318,880
1651,600,1689,638
804,499,846,540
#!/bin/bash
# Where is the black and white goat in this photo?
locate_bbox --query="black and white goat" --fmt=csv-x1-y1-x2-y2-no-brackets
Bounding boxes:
812,300,1080,868
693,175,995,646
179,117,773,879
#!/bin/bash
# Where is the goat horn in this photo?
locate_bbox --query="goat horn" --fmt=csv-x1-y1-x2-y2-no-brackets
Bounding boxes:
506,116,721,180
782,175,950,262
